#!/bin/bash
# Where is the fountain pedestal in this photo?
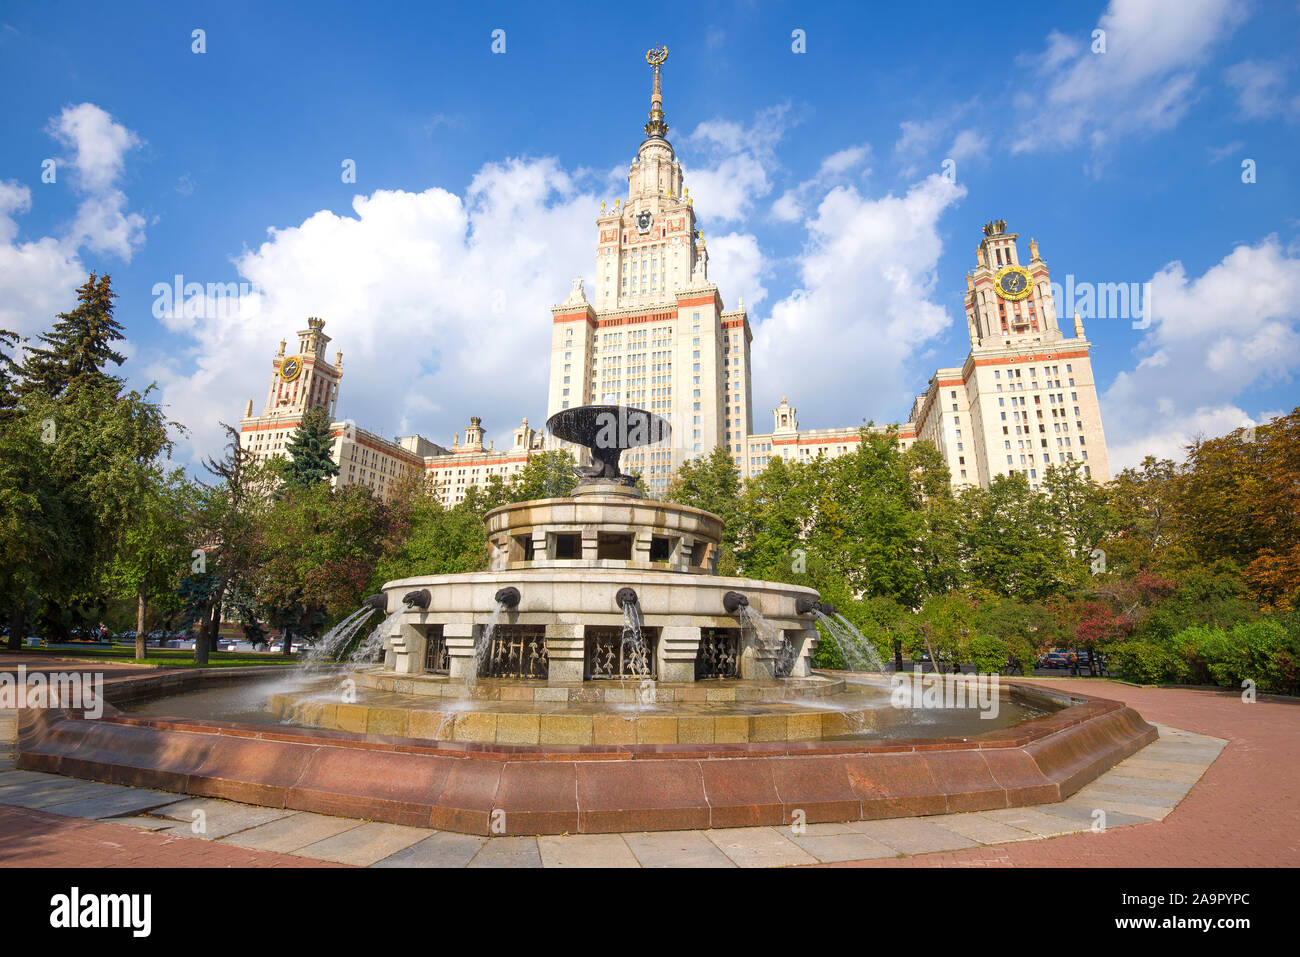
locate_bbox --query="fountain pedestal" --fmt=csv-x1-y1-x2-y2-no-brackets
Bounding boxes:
545,624,585,684
445,623,477,680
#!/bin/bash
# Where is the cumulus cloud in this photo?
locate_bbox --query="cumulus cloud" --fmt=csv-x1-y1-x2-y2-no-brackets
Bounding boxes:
150,157,597,464
684,104,794,224
705,232,768,310
751,174,967,429
46,103,145,258
1102,236,1300,469
0,104,145,342
771,143,871,223
1011,0,1245,169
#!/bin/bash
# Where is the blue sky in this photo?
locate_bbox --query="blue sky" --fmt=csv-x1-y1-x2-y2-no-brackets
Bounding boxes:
1,0,1297,472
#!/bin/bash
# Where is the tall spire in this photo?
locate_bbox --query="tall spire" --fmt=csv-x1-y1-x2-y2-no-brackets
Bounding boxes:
643,45,669,139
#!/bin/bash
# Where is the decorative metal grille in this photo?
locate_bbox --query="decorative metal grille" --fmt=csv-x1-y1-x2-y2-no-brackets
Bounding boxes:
423,626,449,675
695,628,740,680
483,625,548,679
584,626,658,680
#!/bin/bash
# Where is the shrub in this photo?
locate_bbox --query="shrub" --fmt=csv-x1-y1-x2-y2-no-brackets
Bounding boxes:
1105,640,1189,685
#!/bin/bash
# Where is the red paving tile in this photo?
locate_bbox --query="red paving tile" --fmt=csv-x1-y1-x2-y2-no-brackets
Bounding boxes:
827,679,1300,868
0,804,347,868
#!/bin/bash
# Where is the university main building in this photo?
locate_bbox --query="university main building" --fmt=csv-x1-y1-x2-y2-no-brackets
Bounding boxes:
239,50,1110,499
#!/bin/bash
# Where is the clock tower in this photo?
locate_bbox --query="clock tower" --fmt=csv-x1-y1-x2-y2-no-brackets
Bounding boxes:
259,316,342,420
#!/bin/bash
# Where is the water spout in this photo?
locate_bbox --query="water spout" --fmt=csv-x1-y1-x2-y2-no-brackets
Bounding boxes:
615,587,638,608
495,586,521,609
402,588,431,610
361,593,388,614
722,590,749,613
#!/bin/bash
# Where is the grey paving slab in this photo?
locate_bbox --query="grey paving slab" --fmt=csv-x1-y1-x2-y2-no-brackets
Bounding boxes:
467,836,543,868
219,812,364,854
849,817,981,854
0,780,135,809
622,830,737,868
1056,798,1168,821
538,833,639,868
790,831,899,863
929,812,1042,845
144,798,294,839
106,815,177,831
42,789,181,820
1111,758,1212,783
1070,786,1178,811
373,832,488,868
705,827,818,868
973,807,1092,838
1029,802,1151,829
294,821,431,866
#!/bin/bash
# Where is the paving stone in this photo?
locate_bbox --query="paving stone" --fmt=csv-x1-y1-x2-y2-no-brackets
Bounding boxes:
1030,802,1151,829
538,833,639,868
849,817,981,854
0,780,137,809
150,801,295,840
705,827,818,867
623,830,736,868
295,821,432,865
373,831,487,868
220,812,365,853
929,812,1042,845
790,831,899,863
1111,758,1211,783
107,815,177,831
1056,798,1168,821
467,836,543,868
41,789,181,820
973,807,1092,838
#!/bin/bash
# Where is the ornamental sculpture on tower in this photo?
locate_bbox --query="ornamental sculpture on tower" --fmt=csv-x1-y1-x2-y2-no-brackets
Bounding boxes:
644,45,669,138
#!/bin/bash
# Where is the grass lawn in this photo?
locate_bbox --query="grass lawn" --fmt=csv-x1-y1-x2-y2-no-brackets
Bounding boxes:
2,646,299,667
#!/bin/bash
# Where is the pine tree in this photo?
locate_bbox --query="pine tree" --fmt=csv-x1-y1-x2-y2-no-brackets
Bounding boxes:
0,327,22,420
19,273,125,399
281,405,341,487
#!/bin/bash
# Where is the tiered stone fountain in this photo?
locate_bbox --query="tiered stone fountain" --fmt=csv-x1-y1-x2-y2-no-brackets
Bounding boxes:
16,404,1159,836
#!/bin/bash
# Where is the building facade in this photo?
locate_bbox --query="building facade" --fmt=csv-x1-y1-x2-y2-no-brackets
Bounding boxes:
904,221,1111,490
546,47,753,496
239,318,547,504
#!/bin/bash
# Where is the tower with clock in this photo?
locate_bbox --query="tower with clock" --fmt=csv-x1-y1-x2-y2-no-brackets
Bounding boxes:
906,221,1111,490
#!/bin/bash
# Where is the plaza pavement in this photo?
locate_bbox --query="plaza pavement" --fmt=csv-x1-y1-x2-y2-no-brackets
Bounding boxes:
0,666,1294,868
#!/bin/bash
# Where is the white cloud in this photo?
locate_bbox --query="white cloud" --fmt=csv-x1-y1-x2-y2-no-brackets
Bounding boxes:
705,232,768,310
1224,59,1300,121
151,157,597,465
0,104,146,342
770,143,871,223
1102,236,1300,469
751,174,967,429
1011,0,1246,168
685,104,794,224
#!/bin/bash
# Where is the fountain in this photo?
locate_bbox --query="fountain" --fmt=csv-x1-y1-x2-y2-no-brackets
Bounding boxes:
15,401,1160,838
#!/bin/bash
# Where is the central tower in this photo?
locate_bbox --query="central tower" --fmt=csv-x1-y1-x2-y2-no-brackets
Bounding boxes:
547,47,754,495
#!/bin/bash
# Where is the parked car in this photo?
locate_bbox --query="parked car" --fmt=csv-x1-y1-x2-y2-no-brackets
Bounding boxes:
1041,651,1070,669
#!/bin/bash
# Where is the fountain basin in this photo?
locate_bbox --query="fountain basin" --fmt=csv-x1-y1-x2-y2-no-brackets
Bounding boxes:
15,666,1158,836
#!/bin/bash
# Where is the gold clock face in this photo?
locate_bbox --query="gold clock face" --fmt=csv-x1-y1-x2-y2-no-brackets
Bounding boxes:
994,266,1032,301
280,355,303,382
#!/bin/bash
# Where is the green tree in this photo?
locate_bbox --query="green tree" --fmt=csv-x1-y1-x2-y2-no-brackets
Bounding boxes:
103,467,201,659
18,274,125,400
277,405,340,488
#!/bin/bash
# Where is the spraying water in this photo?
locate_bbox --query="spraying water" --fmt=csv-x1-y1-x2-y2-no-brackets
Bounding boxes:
300,606,377,666
348,608,403,666
473,600,507,681
620,599,650,677
812,610,887,673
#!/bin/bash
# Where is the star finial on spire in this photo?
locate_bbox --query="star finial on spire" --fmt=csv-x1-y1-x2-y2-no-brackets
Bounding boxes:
644,46,669,138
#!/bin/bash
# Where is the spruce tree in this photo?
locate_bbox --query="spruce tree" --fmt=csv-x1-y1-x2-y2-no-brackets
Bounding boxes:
0,328,21,420
19,273,125,399
282,405,341,487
